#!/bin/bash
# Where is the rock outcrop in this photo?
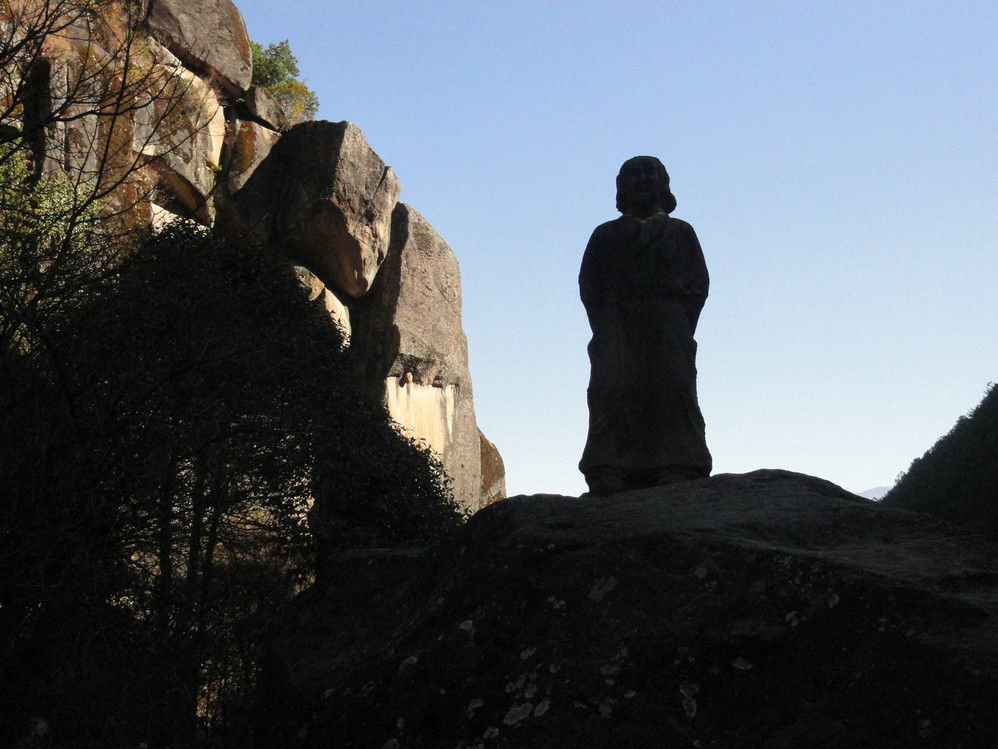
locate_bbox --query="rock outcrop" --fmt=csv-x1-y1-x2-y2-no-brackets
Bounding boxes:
146,0,253,97
224,123,499,508
352,203,487,510
271,470,998,747
2,0,504,510
225,120,400,299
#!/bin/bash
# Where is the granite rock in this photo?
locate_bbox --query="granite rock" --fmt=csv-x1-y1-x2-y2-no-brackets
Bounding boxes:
146,0,253,97
273,470,998,747
228,120,400,298
352,203,492,511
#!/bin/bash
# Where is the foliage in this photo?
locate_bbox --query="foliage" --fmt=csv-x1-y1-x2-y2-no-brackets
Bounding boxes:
1,0,222,226
0,141,116,357
0,223,462,745
1,6,459,744
250,39,320,126
883,383,998,538
250,39,301,88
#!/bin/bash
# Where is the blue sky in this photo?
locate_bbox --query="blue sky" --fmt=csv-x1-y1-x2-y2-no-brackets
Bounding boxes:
234,1,998,497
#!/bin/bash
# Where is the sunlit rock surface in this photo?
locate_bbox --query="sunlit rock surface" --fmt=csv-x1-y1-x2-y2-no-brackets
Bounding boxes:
385,377,457,458
227,120,400,298
146,0,253,97
353,203,502,510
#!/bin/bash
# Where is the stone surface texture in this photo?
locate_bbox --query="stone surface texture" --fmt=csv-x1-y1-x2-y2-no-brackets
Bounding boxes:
220,117,279,196
133,41,226,223
145,0,253,97
479,430,507,507
241,85,286,131
272,470,998,747
228,120,401,299
352,203,501,511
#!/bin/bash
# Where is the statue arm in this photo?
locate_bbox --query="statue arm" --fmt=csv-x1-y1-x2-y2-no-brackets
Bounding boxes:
682,223,709,331
579,225,611,309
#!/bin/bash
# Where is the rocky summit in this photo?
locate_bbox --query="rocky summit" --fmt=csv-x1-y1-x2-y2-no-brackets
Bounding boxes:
271,470,998,748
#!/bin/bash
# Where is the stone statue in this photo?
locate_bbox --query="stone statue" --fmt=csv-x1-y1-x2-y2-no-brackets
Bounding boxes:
579,156,712,495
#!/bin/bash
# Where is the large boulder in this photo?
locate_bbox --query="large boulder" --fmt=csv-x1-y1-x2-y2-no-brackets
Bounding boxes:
133,40,226,223
272,470,998,747
480,430,507,507
220,117,279,195
227,120,400,299
145,0,252,98
352,203,496,511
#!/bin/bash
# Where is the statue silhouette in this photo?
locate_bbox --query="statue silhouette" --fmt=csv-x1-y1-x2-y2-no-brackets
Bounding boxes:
579,156,711,495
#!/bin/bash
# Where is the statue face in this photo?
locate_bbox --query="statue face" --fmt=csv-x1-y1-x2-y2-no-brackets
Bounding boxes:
618,158,662,215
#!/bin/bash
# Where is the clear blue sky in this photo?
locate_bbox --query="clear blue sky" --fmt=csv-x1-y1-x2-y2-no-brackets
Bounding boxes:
234,0,998,497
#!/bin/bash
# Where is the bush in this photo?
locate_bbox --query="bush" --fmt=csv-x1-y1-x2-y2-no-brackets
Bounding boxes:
0,223,462,745
250,39,320,125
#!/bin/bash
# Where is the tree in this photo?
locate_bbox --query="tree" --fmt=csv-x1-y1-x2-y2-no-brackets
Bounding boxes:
0,140,116,358
883,383,998,537
250,39,319,126
1,0,225,227
0,223,461,745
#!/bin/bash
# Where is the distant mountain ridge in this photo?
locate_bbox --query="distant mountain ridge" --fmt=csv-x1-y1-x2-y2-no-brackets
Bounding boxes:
857,486,890,500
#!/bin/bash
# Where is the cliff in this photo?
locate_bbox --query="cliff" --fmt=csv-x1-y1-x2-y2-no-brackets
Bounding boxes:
2,0,503,510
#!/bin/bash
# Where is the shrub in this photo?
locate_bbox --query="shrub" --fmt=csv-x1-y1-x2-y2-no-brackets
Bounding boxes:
250,39,320,125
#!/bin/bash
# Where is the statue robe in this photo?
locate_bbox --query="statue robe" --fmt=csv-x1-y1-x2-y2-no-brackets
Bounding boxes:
579,212,711,487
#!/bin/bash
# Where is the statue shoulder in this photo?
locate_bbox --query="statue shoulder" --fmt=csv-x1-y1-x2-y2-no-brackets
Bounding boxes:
669,216,698,237
581,218,624,289
669,217,705,255
587,217,625,243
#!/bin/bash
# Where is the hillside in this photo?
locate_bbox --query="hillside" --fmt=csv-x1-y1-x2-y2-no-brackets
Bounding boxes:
884,384,998,538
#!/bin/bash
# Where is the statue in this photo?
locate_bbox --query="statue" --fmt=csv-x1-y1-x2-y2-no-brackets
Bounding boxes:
579,156,712,495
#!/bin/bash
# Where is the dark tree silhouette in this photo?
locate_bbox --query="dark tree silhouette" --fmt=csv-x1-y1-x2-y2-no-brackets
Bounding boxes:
0,224,461,745
884,383,998,539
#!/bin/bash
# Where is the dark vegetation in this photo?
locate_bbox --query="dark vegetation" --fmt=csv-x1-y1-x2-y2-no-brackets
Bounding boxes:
884,383,998,538
1,3,459,746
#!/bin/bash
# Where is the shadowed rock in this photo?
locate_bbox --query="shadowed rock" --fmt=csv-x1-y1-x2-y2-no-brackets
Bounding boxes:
352,203,501,510
221,117,279,195
270,470,998,747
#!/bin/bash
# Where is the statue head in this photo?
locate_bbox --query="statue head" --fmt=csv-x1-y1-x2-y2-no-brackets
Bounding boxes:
615,156,677,217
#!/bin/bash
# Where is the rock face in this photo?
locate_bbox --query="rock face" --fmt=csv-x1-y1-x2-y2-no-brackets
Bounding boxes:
146,0,253,97
3,0,505,509
224,122,499,508
226,120,400,299
271,470,998,747
352,203,501,510
479,431,507,507
134,40,227,223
